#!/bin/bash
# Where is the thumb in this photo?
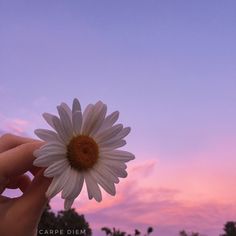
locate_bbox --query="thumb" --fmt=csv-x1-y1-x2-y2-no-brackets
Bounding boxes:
15,169,52,219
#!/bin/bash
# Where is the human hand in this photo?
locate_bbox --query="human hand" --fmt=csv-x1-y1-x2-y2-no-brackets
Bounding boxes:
0,134,51,236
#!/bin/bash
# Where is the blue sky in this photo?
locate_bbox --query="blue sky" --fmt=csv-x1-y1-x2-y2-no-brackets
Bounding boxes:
1,0,236,156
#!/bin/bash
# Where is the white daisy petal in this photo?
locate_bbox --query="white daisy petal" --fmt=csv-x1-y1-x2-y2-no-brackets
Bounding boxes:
85,172,102,202
90,169,116,196
100,127,131,147
38,144,66,154
33,154,65,167
34,142,66,157
52,116,69,144
81,104,94,135
105,165,128,178
44,159,69,178
64,198,75,211
72,111,82,135
100,150,135,162
100,111,119,130
46,167,71,199
34,150,65,159
99,159,127,170
57,105,73,139
35,146,66,157
87,101,107,136
62,169,84,199
100,139,126,152
34,129,59,142
61,102,72,121
61,169,77,199
33,148,43,158
72,98,81,113
117,127,131,139
42,113,57,129
71,173,84,198
86,180,93,200
40,141,66,149
95,124,123,143
46,178,61,199
94,163,119,184
91,104,107,137
99,164,120,183
69,174,84,199
99,137,127,148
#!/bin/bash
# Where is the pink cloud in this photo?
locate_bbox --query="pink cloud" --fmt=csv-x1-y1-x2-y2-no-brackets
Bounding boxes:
3,156,236,236
5,119,29,134
3,129,236,236
62,160,236,236
0,113,30,136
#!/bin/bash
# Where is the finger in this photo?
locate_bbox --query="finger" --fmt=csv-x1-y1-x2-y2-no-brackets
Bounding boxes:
0,195,11,203
16,169,52,218
0,133,39,153
6,174,31,193
5,171,51,234
0,176,10,194
29,166,42,176
0,142,43,179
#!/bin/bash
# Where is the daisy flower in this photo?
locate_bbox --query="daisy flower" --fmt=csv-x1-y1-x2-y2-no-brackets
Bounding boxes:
33,98,135,210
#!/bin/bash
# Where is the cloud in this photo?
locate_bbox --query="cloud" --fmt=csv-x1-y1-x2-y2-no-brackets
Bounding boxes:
65,160,236,236
17,132,235,236
3,150,236,236
5,119,29,135
0,113,30,136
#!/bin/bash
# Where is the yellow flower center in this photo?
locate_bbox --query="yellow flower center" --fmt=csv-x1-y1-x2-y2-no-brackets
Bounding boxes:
67,135,99,171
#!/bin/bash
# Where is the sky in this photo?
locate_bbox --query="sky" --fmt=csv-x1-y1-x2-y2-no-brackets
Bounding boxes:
0,0,236,235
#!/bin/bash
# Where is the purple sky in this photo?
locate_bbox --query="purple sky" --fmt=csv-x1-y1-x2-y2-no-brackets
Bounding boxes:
1,1,236,235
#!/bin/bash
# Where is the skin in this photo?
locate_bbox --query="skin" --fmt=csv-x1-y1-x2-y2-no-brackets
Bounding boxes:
0,134,51,236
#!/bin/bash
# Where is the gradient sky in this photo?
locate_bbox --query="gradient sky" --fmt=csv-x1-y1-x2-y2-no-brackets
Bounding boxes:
1,1,236,235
